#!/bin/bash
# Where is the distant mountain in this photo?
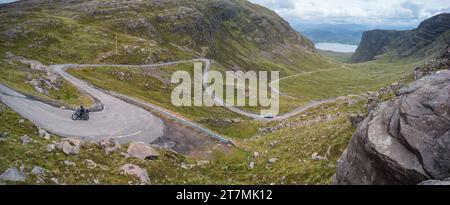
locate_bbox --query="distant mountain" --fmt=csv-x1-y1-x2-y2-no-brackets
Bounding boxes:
293,23,366,45
293,23,414,46
301,30,362,45
351,13,450,63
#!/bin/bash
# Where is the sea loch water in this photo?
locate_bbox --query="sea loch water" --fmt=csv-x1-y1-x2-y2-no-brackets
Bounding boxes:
315,42,358,53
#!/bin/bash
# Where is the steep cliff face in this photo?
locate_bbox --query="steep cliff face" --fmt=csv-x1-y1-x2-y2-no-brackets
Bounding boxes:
351,13,450,63
0,0,327,74
335,50,450,185
351,29,405,63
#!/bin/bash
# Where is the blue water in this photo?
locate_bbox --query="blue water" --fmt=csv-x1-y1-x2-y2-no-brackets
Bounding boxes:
315,42,358,53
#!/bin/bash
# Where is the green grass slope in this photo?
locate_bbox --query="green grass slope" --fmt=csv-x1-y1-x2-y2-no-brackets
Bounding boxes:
1,92,365,184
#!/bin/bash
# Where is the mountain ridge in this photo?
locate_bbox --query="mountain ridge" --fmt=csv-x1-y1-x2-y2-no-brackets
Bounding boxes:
351,13,450,63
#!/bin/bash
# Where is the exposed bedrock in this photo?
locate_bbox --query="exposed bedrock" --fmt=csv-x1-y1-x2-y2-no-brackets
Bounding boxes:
335,69,450,185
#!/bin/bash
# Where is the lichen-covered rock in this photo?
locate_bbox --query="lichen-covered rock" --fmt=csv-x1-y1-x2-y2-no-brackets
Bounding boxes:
119,164,150,185
20,135,32,145
348,113,365,128
99,138,121,154
127,141,159,160
55,138,82,155
31,166,47,176
335,70,450,185
0,131,9,139
0,167,27,182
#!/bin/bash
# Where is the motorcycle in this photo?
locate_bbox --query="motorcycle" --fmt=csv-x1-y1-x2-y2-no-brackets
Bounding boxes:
72,109,89,121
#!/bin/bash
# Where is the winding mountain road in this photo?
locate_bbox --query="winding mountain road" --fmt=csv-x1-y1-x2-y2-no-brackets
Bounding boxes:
0,60,232,144
0,58,338,144
202,59,337,121
0,65,165,144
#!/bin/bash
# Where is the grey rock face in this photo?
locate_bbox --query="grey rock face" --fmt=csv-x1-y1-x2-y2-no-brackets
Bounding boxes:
38,128,50,139
47,144,56,152
0,167,27,182
127,141,159,160
351,29,405,63
31,166,47,176
20,135,32,145
348,113,366,128
0,131,9,139
352,13,450,63
63,160,76,167
335,70,450,185
99,138,121,154
56,139,80,155
119,164,150,185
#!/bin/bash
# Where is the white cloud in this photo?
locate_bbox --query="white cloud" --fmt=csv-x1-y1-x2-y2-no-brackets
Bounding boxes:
249,0,450,26
0,0,16,4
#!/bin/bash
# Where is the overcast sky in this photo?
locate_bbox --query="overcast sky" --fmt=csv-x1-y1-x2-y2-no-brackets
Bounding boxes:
1,0,448,27
0,0,15,3
249,0,450,27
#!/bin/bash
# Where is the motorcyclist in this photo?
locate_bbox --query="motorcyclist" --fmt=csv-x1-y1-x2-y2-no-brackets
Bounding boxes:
79,105,86,115
76,105,89,119
72,105,89,120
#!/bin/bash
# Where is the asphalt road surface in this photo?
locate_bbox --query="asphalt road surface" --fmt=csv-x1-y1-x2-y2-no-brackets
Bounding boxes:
0,65,165,144
202,59,337,121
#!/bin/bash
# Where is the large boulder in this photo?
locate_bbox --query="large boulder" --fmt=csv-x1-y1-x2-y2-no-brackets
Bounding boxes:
20,135,32,145
31,166,47,176
0,131,9,142
55,138,82,155
0,167,27,182
127,142,159,160
99,138,121,154
119,164,150,185
335,70,450,185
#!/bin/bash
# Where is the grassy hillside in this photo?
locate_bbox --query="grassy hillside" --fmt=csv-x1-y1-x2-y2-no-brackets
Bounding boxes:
0,93,365,184
318,49,353,63
0,57,94,108
280,60,421,100
0,0,337,74
0,0,338,108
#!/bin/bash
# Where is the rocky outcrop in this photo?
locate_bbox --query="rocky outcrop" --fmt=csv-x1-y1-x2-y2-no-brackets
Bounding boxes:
99,138,121,154
20,135,32,145
0,167,27,182
351,29,405,63
55,138,83,155
348,113,366,128
119,164,150,185
127,141,159,160
335,69,450,185
351,13,450,63
413,46,450,79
